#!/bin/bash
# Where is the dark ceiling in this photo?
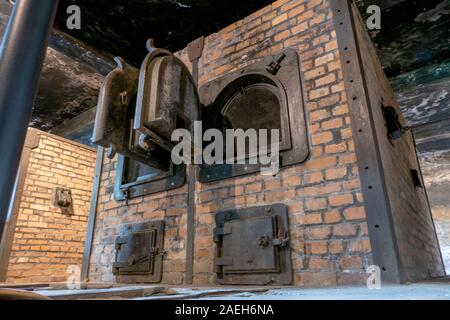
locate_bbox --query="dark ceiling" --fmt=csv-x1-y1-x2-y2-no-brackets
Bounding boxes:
55,0,274,67
1,0,449,142
52,0,450,77
361,0,450,77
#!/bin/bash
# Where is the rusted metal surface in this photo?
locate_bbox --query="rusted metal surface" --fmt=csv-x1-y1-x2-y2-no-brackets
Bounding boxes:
214,204,292,285
382,105,410,141
134,39,200,141
185,37,205,285
93,40,203,199
330,0,403,283
198,49,309,183
80,147,104,282
187,36,205,64
53,188,72,208
114,221,165,284
92,56,139,152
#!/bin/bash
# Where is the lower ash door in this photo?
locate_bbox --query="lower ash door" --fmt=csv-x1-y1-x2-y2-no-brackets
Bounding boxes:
113,221,164,283
214,204,292,285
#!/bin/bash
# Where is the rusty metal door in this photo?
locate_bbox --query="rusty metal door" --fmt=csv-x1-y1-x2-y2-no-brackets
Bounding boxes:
113,221,165,283
214,204,292,285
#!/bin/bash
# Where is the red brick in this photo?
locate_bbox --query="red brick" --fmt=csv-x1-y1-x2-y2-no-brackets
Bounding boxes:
272,13,288,26
304,171,324,184
348,239,372,253
343,206,366,221
298,272,337,288
315,74,336,87
333,223,358,237
324,210,342,224
339,256,363,270
307,242,328,255
275,30,291,42
304,67,326,80
321,118,343,130
329,194,354,207
312,132,333,145
325,143,347,154
309,258,330,270
300,214,323,226
328,240,345,254
315,53,334,66
309,87,330,100
288,5,305,18
306,198,328,210
284,175,301,187
325,167,347,180
310,110,330,122
306,226,331,240
245,183,262,193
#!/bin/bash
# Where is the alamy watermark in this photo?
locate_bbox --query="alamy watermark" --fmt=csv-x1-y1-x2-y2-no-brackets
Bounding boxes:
366,5,381,30
66,5,81,30
66,265,81,290
366,265,382,290
171,121,280,176
65,4,381,32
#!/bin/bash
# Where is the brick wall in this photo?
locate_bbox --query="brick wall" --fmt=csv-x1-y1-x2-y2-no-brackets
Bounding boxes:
4,129,96,283
89,0,373,287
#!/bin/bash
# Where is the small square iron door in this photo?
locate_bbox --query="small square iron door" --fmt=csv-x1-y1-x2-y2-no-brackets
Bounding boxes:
114,230,157,274
113,221,164,283
221,216,279,274
214,204,292,285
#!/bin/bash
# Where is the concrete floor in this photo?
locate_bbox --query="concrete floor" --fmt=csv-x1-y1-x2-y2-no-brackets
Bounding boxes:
22,282,450,300
190,284,450,300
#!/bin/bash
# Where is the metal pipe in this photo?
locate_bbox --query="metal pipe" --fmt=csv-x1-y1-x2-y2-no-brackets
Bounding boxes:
0,0,59,242
80,147,104,282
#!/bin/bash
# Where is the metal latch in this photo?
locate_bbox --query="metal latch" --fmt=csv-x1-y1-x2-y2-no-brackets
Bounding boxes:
115,236,128,250
273,227,290,248
266,53,286,75
214,225,232,242
382,105,410,140
122,188,131,206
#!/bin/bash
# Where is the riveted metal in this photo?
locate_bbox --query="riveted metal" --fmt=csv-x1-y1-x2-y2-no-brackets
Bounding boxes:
103,40,204,200
199,49,309,183
214,204,292,285
330,0,403,283
113,221,165,284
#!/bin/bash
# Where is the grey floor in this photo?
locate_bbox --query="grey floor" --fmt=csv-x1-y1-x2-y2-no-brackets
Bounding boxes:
25,282,450,300
189,284,450,300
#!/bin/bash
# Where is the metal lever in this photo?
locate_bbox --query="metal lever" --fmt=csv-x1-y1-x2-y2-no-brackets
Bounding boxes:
266,53,286,75
273,227,289,248
122,188,131,206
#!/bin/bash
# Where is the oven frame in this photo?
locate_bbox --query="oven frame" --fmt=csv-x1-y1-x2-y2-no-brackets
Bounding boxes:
198,48,310,183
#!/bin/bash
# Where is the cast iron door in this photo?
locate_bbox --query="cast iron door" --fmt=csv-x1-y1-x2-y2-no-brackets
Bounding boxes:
221,216,280,274
214,204,292,285
113,221,164,283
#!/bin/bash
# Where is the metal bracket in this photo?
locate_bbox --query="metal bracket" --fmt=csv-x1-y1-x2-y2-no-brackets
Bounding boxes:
187,36,205,62
214,204,292,285
266,53,286,75
382,105,410,141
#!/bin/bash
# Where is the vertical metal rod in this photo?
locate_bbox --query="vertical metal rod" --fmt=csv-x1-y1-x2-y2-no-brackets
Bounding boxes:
185,37,204,285
0,0,59,242
81,147,104,282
